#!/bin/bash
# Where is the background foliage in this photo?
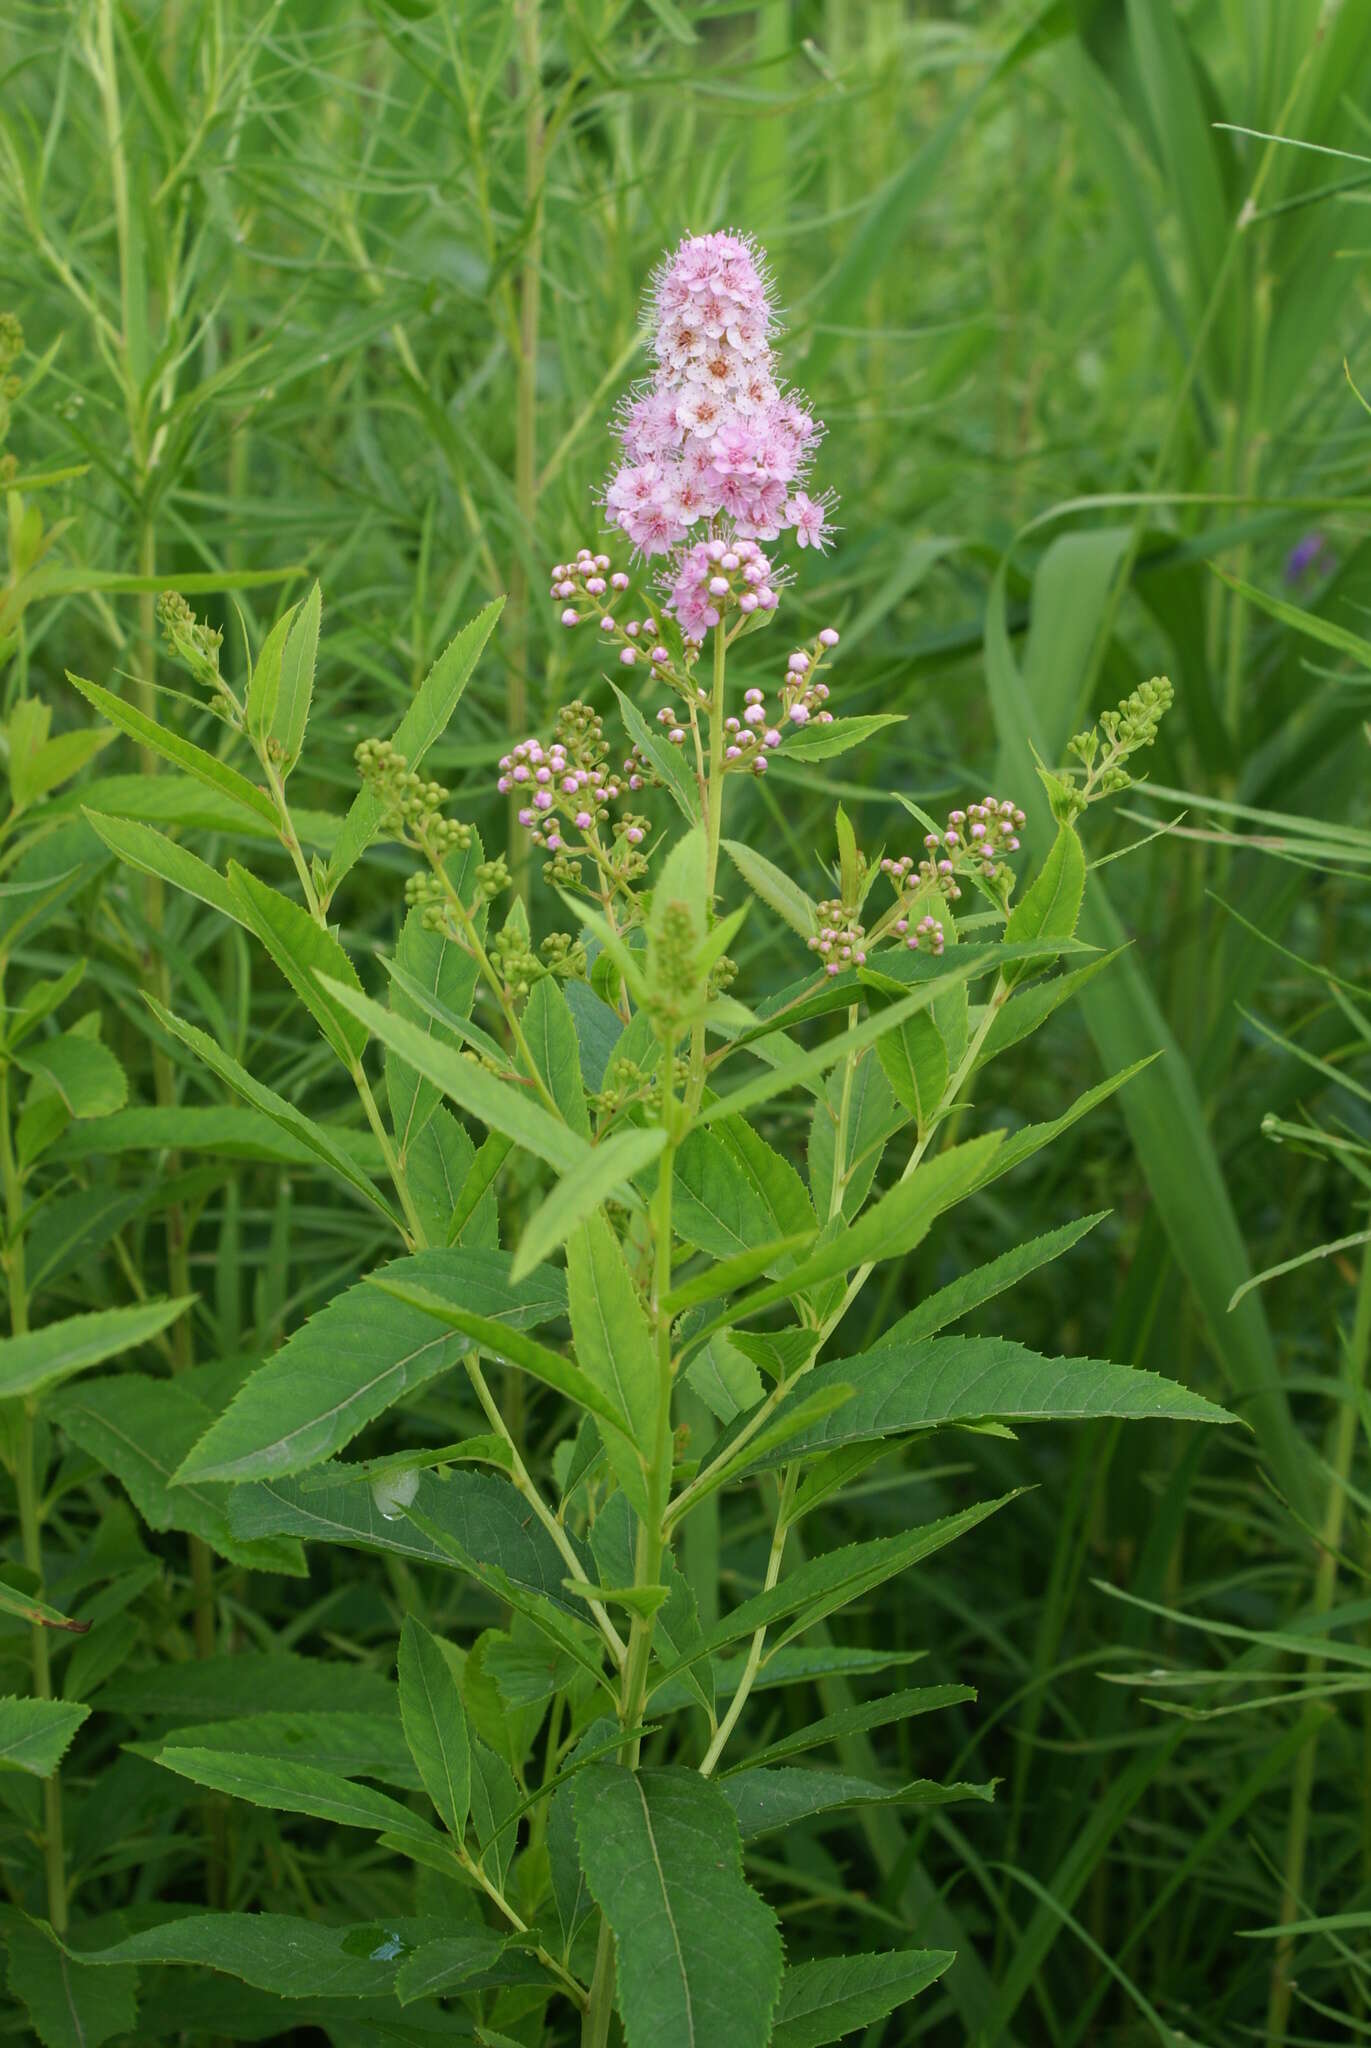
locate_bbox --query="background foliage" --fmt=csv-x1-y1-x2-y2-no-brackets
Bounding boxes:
2,0,1370,2042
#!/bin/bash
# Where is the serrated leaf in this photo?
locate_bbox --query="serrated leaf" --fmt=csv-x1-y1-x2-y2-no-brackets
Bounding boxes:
4,1915,136,2048
70,1912,407,2000
145,996,399,1225
876,1008,947,1133
367,1273,630,1436
228,864,367,1065
721,1767,995,1841
0,1297,192,1401
0,1698,89,1777
574,1764,782,2048
51,1373,304,1574
771,1949,953,2048
273,580,320,768
14,1033,126,1118
176,1248,561,1484
1002,818,1085,986
778,713,904,762
327,599,503,891
67,671,278,827
766,1334,1230,1463
84,810,242,923
613,682,700,821
722,838,818,937
514,1124,667,1281
881,1213,1109,1345
567,1214,658,1518
321,975,588,1173
657,1494,1018,1677
398,1615,470,1840
153,1747,439,1848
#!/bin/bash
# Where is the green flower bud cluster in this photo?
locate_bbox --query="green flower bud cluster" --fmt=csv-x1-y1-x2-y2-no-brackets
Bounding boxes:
492,922,541,1002
355,736,476,865
157,591,225,695
1067,675,1173,806
708,953,738,995
541,930,587,980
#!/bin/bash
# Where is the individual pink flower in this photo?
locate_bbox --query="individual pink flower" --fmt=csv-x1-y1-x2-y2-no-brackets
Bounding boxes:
787,492,830,550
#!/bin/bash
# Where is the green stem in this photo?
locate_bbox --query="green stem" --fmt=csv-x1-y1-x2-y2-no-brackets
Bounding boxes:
1266,1232,1371,2044
1,1061,65,1930
582,1088,678,2048
508,0,545,899
699,1468,795,1777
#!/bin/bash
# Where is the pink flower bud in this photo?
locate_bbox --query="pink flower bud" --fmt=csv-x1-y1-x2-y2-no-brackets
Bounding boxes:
789,704,809,725
819,627,840,647
586,576,606,595
611,572,630,590
739,592,759,613
788,651,809,673
620,647,636,666
575,809,592,829
601,616,615,631
763,728,781,747
708,575,729,596
561,608,579,626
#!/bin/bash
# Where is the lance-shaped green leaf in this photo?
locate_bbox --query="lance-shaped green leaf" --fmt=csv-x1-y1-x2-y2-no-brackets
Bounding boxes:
777,713,905,762
14,1033,126,1118
0,1697,90,1778
176,1249,562,1484
733,1685,975,1774
67,671,278,827
567,1214,658,1519
974,947,1126,1066
0,1296,192,1402
326,598,503,892
398,1615,470,1840
657,1494,1018,1676
386,835,484,1159
84,811,242,924
153,1747,440,1848
273,579,320,768
881,1213,1108,1346
1001,817,1086,987
613,681,700,821
0,1578,90,1634
876,1008,947,1133
574,1764,783,2048
663,1231,817,1315
227,864,367,1065
722,837,819,937
51,1373,304,1575
721,1768,996,1842
514,1125,667,1282
71,1913,412,1999
699,967,987,1125
144,996,399,1228
395,1931,538,2004
764,1335,1230,1464
6,1917,136,2048
771,1949,953,2048
368,1275,630,1437
319,975,588,1172
720,1132,1004,1327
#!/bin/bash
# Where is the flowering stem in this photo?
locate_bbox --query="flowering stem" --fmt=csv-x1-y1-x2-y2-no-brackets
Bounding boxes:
704,619,728,900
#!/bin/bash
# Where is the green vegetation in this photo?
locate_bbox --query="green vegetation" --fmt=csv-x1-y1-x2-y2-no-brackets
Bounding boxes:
1,3,1369,2043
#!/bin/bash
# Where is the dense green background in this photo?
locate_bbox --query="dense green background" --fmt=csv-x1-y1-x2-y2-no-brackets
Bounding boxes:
4,1,1371,2041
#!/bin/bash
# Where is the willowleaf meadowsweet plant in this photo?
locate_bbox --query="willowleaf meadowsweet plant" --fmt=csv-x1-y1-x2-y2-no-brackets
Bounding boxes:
22,235,1227,2045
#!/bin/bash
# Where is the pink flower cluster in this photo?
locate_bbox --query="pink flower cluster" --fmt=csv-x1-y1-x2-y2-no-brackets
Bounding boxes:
603,231,833,575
